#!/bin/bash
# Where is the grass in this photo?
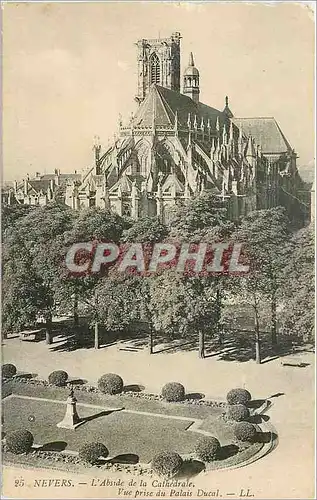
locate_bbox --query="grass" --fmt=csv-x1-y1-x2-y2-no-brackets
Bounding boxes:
3,396,198,463
2,381,266,473
199,414,236,445
4,379,224,419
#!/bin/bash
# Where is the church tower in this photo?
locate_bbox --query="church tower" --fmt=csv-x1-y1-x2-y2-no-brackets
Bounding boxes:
183,52,200,104
135,32,181,104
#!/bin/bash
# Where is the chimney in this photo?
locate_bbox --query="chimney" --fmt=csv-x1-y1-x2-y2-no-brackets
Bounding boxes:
54,170,60,186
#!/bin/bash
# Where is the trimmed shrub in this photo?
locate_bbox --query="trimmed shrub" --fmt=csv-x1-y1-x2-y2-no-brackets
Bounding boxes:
226,388,251,405
79,442,109,465
98,373,124,395
195,436,220,462
6,429,34,454
2,363,17,379
227,404,250,422
151,451,183,478
234,422,257,442
48,370,68,387
161,382,185,402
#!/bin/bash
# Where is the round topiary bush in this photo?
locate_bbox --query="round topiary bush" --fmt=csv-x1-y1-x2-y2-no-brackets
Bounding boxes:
151,451,183,478
98,373,124,395
79,442,109,465
48,370,68,387
226,404,250,422
234,422,257,442
226,388,252,405
161,382,185,402
5,429,34,454
2,363,17,379
195,436,220,462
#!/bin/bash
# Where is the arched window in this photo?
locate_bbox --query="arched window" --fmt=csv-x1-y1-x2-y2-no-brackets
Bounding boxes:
150,53,160,84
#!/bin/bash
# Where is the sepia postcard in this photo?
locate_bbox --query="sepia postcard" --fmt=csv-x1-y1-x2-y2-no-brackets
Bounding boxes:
1,1,315,499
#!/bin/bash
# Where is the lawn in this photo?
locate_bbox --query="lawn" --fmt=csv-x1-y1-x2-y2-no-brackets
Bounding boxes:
2,382,267,472
3,396,199,463
5,379,224,419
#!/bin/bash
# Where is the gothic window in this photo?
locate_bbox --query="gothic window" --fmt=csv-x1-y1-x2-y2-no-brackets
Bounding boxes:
136,141,150,175
150,53,160,84
122,204,131,217
161,159,171,175
140,155,148,175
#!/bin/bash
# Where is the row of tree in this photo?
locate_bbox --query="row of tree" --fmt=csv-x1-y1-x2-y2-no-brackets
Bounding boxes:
2,195,314,363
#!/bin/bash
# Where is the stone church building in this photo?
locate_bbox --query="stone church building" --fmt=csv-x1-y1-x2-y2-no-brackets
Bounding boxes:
65,32,300,222
6,33,305,222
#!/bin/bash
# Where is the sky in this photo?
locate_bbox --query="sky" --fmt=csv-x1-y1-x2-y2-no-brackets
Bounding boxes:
2,1,315,182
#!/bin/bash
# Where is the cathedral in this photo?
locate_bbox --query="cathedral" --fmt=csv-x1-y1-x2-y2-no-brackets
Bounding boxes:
64,32,300,222
7,33,305,223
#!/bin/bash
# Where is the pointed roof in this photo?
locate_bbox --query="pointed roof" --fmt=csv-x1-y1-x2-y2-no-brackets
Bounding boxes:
245,135,256,157
109,173,132,194
184,52,199,76
233,117,292,154
223,96,233,118
133,84,225,130
161,173,184,194
133,84,174,128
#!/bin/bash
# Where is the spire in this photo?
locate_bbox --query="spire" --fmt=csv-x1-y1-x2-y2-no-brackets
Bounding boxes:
211,137,215,154
216,116,220,133
222,124,227,144
216,137,221,160
187,128,192,149
200,116,205,140
229,120,234,141
207,118,211,140
245,134,256,158
187,112,191,129
223,95,234,118
183,52,200,104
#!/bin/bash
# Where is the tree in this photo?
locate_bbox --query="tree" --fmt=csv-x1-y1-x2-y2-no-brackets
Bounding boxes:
2,203,75,343
280,225,314,342
1,203,35,233
2,236,49,336
120,216,169,352
61,207,127,349
149,272,219,358
233,207,292,349
122,216,168,244
168,192,234,241
166,192,235,353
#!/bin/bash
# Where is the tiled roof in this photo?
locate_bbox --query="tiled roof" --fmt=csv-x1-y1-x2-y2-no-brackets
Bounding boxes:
133,84,226,130
41,173,81,181
162,173,184,193
110,173,132,193
28,180,51,193
233,117,292,154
